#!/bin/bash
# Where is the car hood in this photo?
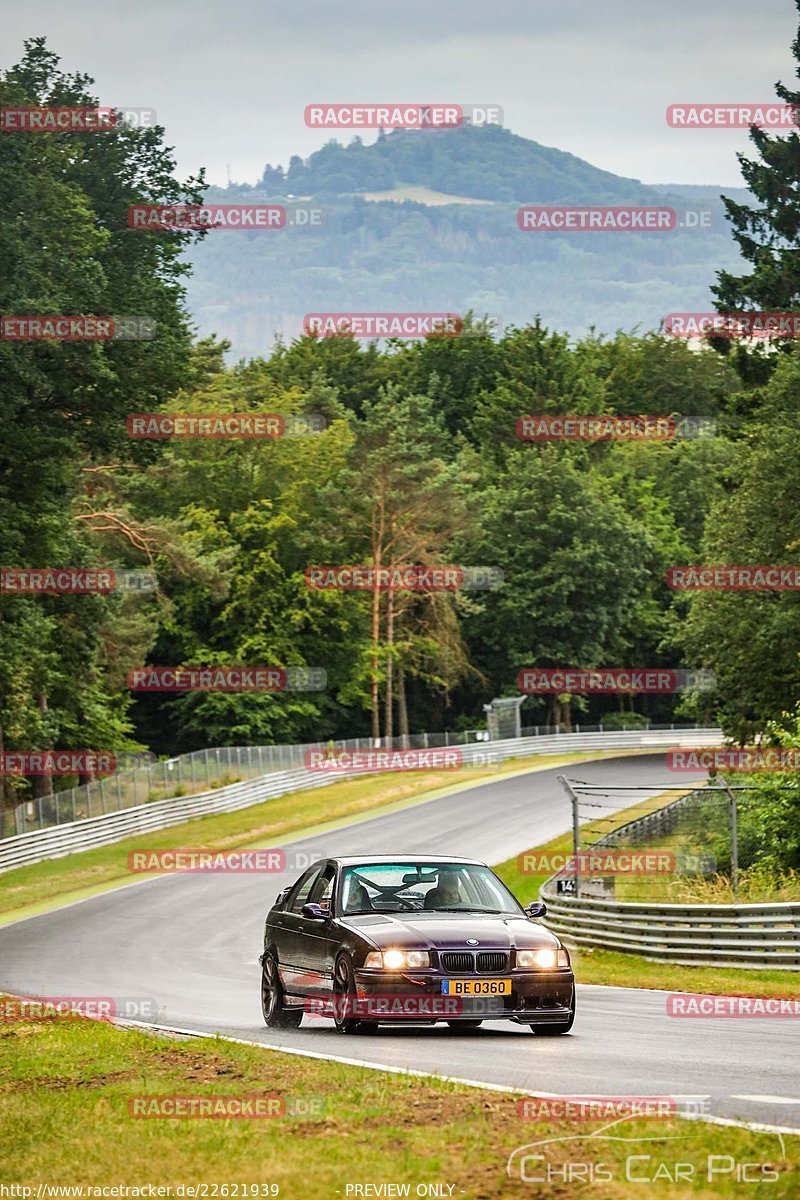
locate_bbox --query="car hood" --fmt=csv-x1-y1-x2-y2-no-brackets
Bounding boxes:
341,912,560,951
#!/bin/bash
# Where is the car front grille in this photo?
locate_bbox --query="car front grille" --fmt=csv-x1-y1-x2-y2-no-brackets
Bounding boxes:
440,950,509,973
477,951,507,973
440,951,474,973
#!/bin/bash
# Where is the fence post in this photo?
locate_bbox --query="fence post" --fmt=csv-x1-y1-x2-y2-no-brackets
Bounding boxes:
557,775,582,898
721,778,738,895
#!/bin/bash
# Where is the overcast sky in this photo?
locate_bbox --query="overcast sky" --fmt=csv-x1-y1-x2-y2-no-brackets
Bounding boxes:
4,0,798,188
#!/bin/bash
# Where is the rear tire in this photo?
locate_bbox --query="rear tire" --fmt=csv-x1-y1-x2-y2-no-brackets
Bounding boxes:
261,953,303,1029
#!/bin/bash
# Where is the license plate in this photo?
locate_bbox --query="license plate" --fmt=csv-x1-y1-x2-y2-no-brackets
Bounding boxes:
441,978,511,995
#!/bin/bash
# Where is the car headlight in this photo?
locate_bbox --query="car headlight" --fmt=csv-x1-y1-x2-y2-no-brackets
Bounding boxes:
517,948,568,969
363,950,430,970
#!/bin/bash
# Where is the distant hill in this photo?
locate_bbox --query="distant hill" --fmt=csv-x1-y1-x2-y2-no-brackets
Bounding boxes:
184,124,749,358
255,124,752,207
270,124,661,204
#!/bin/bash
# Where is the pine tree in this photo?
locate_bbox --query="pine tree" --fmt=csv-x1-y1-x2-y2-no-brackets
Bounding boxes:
713,4,800,339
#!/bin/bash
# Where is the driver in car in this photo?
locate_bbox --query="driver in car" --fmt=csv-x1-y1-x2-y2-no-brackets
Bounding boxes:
424,868,463,909
343,881,372,914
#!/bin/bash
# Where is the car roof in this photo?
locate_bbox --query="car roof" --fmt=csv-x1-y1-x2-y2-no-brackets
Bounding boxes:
330,854,489,867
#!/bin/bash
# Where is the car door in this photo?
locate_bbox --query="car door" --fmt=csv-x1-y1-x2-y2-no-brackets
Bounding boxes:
299,863,339,995
276,864,324,997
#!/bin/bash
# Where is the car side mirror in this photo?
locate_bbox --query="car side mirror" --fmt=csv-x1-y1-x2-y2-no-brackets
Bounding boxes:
275,887,291,906
525,901,547,919
301,903,329,921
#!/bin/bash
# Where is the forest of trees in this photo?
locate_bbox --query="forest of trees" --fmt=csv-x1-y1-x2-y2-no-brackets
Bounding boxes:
1,19,799,823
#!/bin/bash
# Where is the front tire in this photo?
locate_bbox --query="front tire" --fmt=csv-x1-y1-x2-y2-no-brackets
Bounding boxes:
529,995,575,1036
333,954,366,1034
261,953,303,1029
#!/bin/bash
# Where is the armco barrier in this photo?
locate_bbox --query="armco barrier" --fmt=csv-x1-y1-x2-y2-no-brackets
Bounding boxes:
541,893,800,970
0,727,721,873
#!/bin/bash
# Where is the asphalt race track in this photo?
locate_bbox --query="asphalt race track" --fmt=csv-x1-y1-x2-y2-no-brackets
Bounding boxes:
1,754,798,1133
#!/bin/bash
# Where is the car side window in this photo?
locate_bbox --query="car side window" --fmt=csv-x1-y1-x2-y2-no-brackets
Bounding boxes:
288,866,323,913
308,865,337,913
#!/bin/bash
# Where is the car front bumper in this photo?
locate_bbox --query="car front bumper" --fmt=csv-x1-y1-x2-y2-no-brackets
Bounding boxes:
351,968,575,1023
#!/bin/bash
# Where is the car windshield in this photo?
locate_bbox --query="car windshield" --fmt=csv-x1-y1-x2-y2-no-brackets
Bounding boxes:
338,862,523,916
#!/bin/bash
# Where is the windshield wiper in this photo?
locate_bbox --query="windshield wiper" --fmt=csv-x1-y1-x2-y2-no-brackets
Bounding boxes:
432,907,503,913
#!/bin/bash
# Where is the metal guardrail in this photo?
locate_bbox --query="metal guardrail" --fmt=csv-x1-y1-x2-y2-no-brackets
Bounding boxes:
0,720,702,838
541,781,800,970
0,727,721,873
542,893,800,970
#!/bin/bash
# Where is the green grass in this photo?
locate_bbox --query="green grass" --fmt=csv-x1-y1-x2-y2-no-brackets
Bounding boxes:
0,1008,796,1197
0,751,627,924
494,809,800,999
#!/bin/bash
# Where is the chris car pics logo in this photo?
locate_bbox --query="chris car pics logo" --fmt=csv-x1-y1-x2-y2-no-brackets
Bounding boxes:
507,1119,782,1184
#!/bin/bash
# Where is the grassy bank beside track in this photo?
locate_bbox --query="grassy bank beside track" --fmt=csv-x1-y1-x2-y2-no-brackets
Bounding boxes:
0,750,634,925
0,1007,796,1198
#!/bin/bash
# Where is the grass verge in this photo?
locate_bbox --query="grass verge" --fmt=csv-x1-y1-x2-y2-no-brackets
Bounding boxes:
0,1009,796,1197
494,810,800,999
0,751,623,924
